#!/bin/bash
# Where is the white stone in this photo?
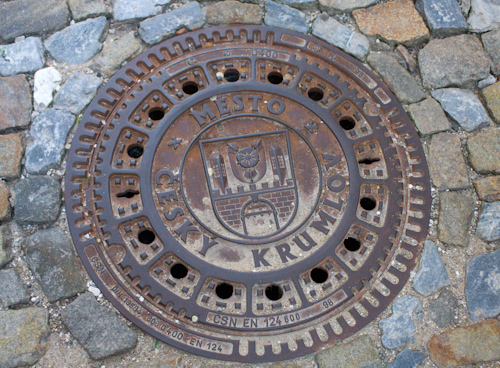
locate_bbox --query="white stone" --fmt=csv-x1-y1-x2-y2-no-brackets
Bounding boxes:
33,67,62,111
468,0,500,32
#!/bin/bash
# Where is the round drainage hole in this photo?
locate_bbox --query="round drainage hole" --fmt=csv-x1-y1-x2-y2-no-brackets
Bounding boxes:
148,108,165,121
344,237,361,252
308,87,324,101
311,268,329,284
138,229,156,244
360,197,377,211
170,263,188,279
268,71,284,85
183,81,199,95
224,69,240,82
127,145,144,159
339,117,356,130
265,284,283,301
216,283,234,299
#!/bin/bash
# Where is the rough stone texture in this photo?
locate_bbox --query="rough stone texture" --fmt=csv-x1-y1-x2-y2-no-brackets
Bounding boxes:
319,0,377,14
431,88,492,132
482,29,500,75
44,17,108,65
0,37,45,77
413,241,450,296
466,248,500,322
23,227,86,303
467,128,500,174
13,177,61,225
428,288,457,328
379,296,422,349
428,319,500,367
407,98,450,136
90,32,141,78
53,72,102,114
388,349,427,368
367,52,426,104
482,81,500,123
206,1,263,25
275,0,316,11
264,2,309,33
416,0,467,37
468,0,500,33
62,293,138,360
353,0,430,47
0,75,32,131
0,180,11,222
0,0,69,42
139,2,205,45
69,0,109,21
478,74,497,89
113,0,170,22
476,201,500,242
438,191,475,246
25,109,75,174
0,308,50,368
33,67,62,111
473,176,500,202
427,133,470,190
312,17,370,61
0,134,23,180
418,35,491,89
0,225,12,268
315,335,381,368
0,268,30,308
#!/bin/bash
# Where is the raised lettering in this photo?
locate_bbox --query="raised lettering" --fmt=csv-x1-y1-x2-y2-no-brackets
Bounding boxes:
175,220,199,242
292,231,317,251
198,235,218,256
252,248,270,267
190,103,216,126
233,94,244,111
164,207,184,221
157,190,178,204
267,98,286,115
249,95,263,111
215,96,230,115
322,153,341,171
324,197,344,210
155,169,175,185
327,174,346,192
276,243,298,263
311,210,336,235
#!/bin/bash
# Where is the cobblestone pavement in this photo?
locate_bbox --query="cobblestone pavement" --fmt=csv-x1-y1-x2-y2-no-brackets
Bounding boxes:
0,0,499,367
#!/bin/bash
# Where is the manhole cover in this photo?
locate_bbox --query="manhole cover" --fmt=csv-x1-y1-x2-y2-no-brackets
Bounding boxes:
66,26,431,362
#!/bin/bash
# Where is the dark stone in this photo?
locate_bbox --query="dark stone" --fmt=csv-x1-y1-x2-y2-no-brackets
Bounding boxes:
388,349,427,368
379,295,422,349
413,240,450,296
367,52,426,104
0,37,45,77
53,72,102,114
0,224,12,268
62,293,138,360
418,35,491,89
13,176,61,225
428,288,457,328
0,75,32,132
264,1,309,33
23,227,86,303
482,29,500,75
0,0,70,42
475,202,500,242
0,268,30,307
44,17,108,65
0,308,50,368
416,0,467,37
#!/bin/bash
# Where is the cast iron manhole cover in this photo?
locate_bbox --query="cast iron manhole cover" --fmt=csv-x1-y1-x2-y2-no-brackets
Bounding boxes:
66,26,431,362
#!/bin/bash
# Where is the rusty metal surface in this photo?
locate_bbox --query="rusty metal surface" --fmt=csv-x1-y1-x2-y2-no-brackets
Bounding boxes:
65,26,431,362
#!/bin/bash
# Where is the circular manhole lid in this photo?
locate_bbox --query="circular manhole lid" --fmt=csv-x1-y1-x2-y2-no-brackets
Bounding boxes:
65,26,431,362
